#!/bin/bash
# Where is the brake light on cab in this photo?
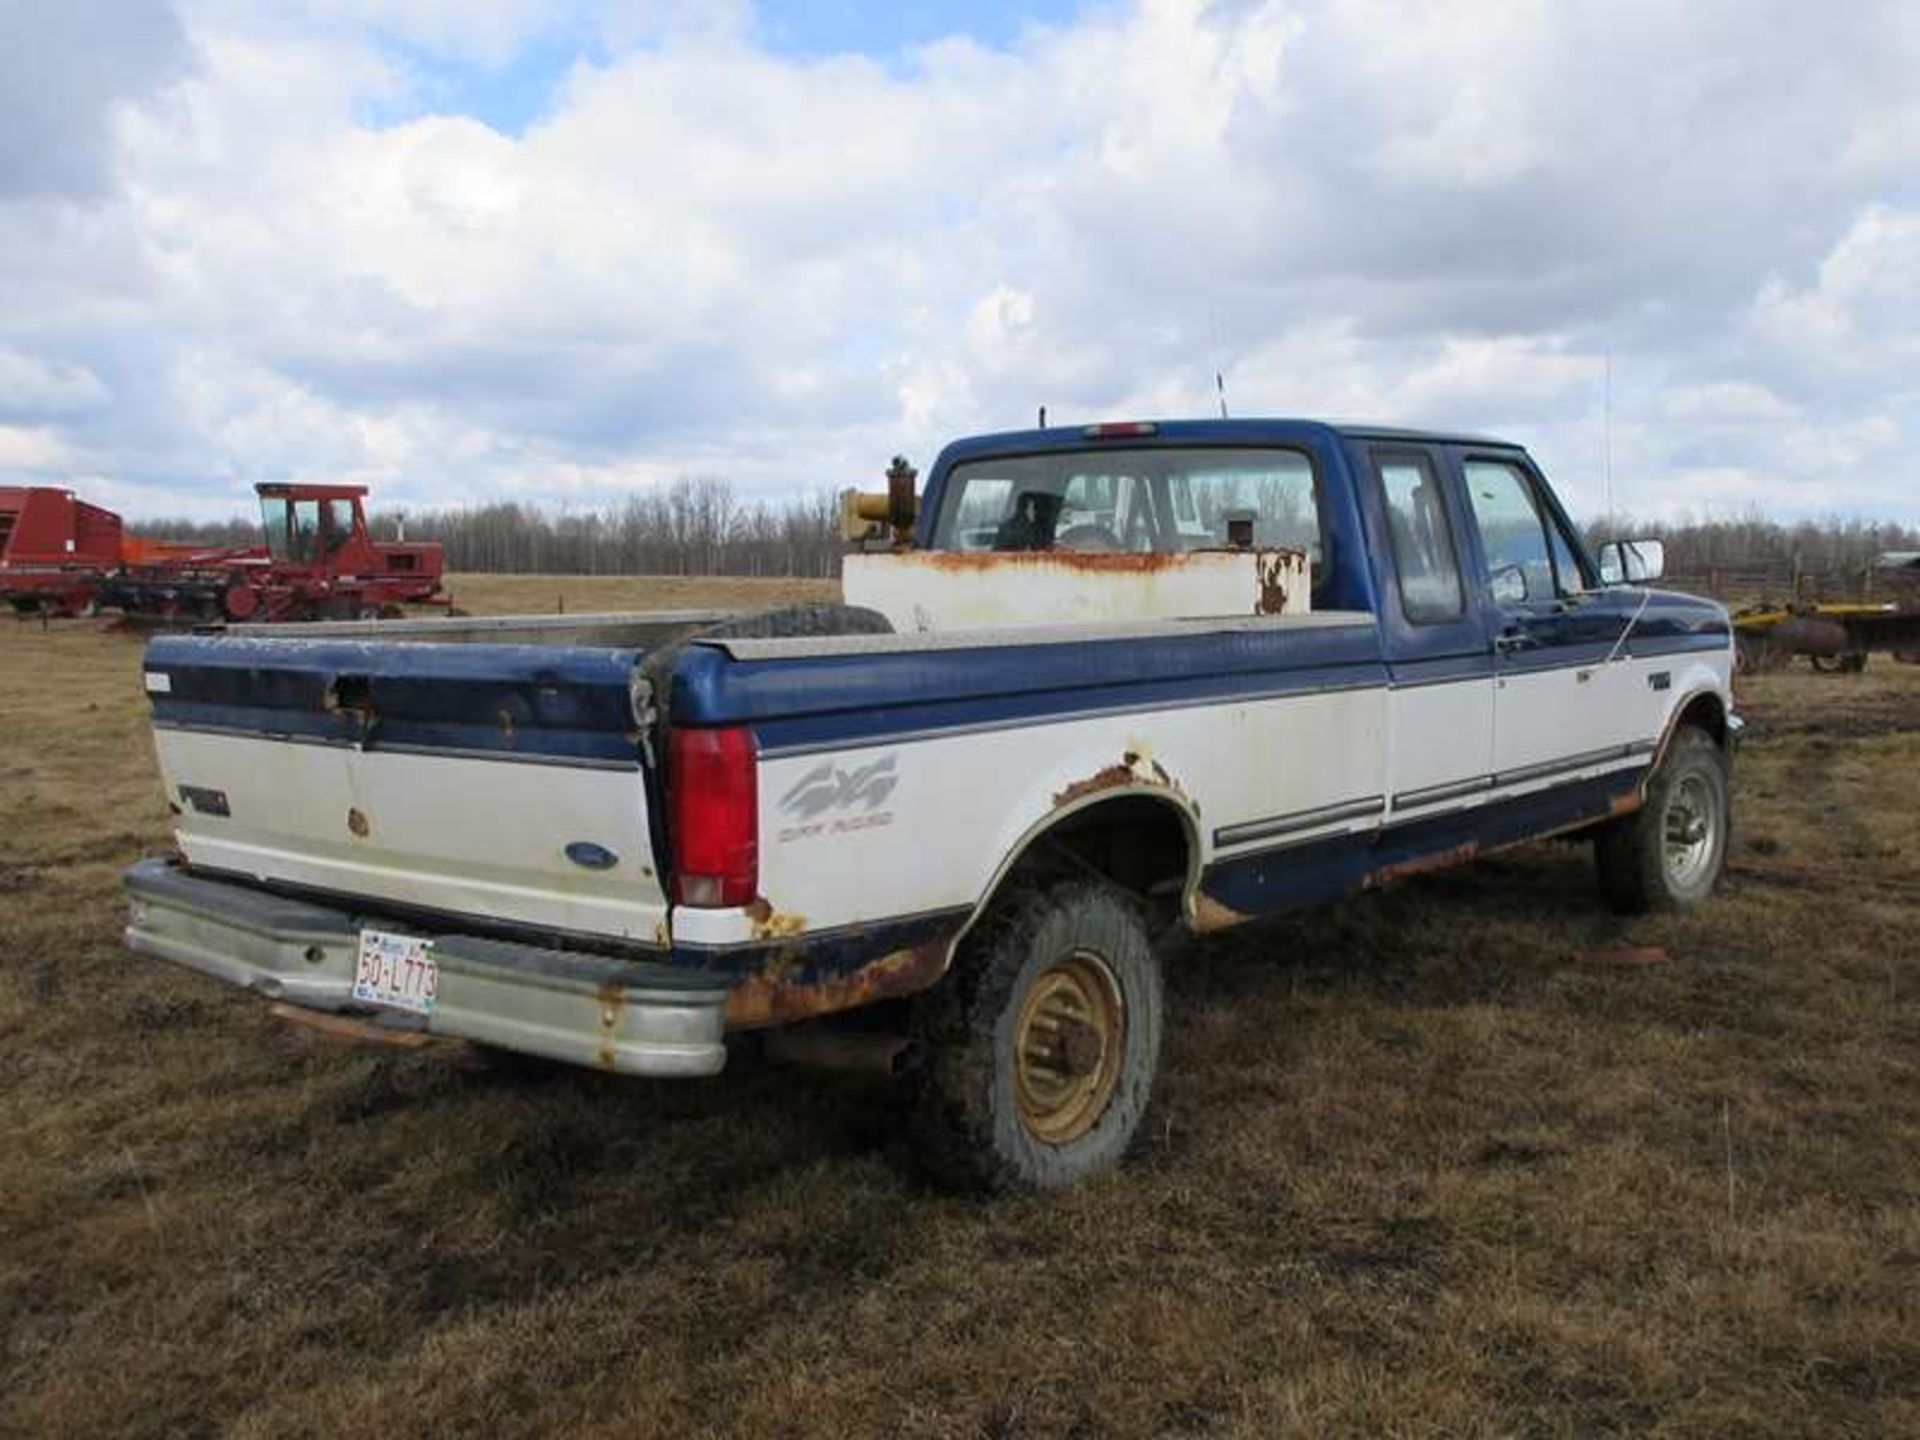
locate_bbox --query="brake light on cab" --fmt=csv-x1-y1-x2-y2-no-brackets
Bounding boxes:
670,726,759,907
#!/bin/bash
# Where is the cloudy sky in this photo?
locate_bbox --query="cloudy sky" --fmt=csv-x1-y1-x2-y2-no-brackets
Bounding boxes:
3,0,1917,525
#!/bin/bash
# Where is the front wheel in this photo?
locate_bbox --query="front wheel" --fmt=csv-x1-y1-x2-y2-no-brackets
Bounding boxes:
1594,727,1730,913
907,881,1163,1192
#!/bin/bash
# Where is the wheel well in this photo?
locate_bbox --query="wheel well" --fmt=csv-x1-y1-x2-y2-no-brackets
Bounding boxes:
987,795,1197,929
1674,690,1728,747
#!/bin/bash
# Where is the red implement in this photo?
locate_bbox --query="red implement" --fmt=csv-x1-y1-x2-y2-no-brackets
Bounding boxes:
0,487,124,616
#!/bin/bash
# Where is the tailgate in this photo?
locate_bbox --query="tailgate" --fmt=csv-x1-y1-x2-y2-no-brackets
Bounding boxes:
141,634,668,942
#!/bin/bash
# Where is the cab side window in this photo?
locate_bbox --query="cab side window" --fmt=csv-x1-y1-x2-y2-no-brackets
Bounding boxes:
1374,451,1464,623
288,499,321,564
324,499,357,555
1463,460,1577,605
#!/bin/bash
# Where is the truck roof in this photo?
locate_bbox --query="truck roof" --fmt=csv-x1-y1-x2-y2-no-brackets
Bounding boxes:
934,417,1524,464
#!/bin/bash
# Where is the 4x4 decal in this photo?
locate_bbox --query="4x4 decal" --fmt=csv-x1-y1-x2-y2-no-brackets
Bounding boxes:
776,755,899,840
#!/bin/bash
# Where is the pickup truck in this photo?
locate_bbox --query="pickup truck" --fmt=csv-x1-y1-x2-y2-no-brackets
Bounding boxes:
124,419,1740,1190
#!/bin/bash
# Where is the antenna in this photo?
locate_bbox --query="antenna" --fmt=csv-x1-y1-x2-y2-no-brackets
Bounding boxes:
1038,404,1047,429
1208,304,1229,418
1603,349,1614,532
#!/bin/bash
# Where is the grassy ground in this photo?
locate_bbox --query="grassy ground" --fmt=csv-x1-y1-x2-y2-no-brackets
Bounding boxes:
2,577,1916,1437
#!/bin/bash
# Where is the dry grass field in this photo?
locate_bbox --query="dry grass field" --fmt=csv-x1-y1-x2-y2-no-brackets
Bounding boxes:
3,575,1917,1437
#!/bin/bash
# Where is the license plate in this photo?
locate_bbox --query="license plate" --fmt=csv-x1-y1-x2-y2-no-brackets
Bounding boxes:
352,929,438,1014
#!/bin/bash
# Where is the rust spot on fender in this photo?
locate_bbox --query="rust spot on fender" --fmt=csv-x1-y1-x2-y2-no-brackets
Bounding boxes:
1052,748,1178,809
725,937,951,1029
1188,891,1252,934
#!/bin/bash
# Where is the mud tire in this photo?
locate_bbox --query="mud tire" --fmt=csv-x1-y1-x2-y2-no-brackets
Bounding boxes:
906,881,1163,1193
1595,727,1730,914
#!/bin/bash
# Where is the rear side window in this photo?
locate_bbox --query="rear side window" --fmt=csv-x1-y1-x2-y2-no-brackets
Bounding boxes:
934,447,1321,566
1374,451,1464,623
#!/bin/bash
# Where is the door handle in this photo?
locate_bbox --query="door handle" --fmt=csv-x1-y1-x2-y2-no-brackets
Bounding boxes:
1493,627,1534,654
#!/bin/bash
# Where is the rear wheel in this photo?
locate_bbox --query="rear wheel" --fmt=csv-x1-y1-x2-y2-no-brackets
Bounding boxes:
907,881,1163,1192
1594,727,1730,913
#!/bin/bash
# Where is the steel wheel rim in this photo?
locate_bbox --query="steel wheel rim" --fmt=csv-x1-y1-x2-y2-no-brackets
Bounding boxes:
1013,949,1126,1145
1662,773,1718,888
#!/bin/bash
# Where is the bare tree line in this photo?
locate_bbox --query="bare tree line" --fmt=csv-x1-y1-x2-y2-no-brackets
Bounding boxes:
130,481,1917,590
1590,507,1920,602
1591,507,1918,573
133,477,848,577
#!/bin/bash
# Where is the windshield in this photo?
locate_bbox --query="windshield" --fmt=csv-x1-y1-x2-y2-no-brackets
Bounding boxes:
260,495,321,563
931,446,1323,569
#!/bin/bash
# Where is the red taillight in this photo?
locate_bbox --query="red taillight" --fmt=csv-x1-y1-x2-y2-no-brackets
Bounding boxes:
1082,421,1159,439
670,725,758,908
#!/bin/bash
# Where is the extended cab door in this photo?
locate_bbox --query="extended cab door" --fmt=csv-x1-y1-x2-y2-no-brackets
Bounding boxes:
1454,453,1640,786
1357,444,1496,822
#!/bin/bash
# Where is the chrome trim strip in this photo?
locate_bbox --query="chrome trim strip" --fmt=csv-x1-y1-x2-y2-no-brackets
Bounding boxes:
1391,774,1494,809
1213,795,1386,849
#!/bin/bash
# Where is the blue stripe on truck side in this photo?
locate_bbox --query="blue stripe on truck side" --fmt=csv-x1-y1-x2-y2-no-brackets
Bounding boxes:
672,621,1388,754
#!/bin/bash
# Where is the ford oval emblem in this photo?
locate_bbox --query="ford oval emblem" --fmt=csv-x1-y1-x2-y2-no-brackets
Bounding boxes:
564,841,619,870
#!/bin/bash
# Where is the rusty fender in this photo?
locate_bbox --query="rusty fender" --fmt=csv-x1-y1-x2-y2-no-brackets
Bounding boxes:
1051,747,1180,811
1187,891,1253,935
724,936,952,1030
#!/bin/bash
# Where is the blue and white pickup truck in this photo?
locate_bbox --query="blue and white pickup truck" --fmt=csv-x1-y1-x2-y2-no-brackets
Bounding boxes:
125,419,1739,1190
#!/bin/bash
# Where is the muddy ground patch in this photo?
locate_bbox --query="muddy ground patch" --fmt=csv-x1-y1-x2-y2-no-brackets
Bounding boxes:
2,582,1916,1436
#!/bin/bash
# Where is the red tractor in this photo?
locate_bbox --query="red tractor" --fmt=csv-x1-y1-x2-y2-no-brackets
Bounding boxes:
0,486,129,616
101,483,447,624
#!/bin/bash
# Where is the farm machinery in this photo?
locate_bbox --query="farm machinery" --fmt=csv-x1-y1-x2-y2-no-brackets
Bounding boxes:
98,483,446,624
0,487,143,616
3,482,446,624
1732,552,1920,673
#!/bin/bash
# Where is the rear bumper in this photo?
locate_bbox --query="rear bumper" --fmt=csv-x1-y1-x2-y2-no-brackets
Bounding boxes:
123,858,730,1077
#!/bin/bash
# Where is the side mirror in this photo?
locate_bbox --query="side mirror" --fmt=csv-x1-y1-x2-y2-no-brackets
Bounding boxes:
1489,564,1528,606
1598,538,1665,585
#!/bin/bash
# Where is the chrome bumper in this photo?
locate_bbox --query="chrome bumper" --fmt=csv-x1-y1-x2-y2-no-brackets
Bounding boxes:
123,858,730,1077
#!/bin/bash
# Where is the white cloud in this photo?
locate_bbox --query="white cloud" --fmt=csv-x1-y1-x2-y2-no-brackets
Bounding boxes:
0,424,68,471
0,352,111,416
1660,382,1796,424
1,0,1917,524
